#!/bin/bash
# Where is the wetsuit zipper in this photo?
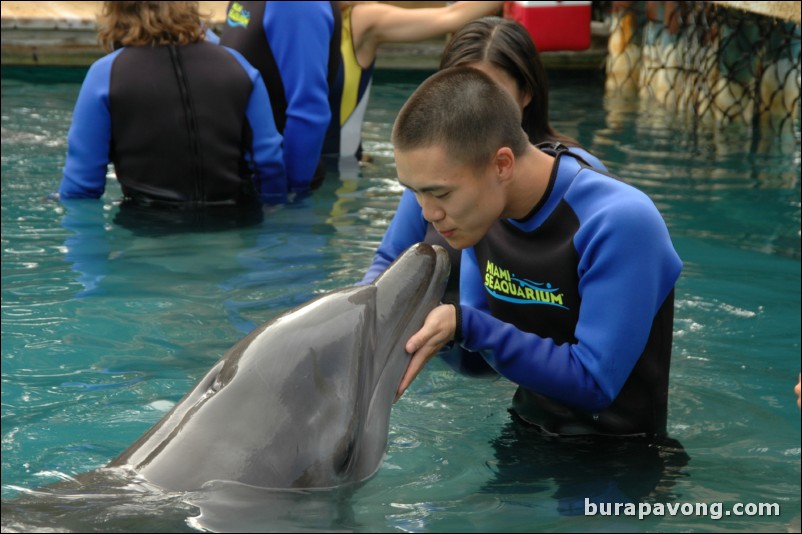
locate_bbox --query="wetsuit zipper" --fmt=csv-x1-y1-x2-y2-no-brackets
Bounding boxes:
168,44,204,204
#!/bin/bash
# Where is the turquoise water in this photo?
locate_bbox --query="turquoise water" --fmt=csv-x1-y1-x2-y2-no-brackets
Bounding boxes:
1,67,800,532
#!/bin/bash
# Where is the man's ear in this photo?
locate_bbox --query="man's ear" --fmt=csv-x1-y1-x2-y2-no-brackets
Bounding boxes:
494,147,515,184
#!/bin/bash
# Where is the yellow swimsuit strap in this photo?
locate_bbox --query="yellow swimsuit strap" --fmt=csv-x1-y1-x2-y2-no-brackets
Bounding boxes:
340,6,362,126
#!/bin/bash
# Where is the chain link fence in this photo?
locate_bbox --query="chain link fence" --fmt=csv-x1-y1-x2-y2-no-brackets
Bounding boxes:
604,1,800,133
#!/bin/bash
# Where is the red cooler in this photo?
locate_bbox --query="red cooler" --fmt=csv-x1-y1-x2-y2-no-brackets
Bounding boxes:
503,1,592,52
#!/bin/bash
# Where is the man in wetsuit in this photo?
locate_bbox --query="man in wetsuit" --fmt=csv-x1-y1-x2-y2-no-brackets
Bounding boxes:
220,1,341,193
392,67,682,439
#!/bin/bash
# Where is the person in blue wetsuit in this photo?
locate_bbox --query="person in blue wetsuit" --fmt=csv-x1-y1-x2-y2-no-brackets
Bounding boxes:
392,67,682,438
362,18,606,329
220,1,341,193
59,1,286,214
326,1,503,162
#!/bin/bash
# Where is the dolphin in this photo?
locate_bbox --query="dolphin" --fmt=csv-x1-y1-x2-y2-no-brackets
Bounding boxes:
106,242,450,492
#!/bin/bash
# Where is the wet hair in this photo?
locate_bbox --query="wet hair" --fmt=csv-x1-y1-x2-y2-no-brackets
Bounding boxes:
392,66,530,169
97,1,207,52
439,16,579,147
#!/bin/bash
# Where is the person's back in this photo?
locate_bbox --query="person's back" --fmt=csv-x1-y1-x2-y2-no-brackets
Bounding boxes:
59,1,285,212
105,42,272,206
220,1,341,193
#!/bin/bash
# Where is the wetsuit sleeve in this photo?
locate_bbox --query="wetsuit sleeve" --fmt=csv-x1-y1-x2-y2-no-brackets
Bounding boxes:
458,194,681,413
361,188,427,284
223,46,287,203
59,52,119,199
264,2,333,194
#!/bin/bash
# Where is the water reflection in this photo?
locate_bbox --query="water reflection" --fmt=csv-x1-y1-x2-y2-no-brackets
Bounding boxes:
591,91,801,260
1,472,365,533
61,199,112,298
1,469,196,533
482,412,690,520
59,195,340,335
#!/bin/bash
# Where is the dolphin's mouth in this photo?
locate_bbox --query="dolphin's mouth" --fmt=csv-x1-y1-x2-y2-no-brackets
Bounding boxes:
368,242,451,395
432,244,451,289
336,243,451,483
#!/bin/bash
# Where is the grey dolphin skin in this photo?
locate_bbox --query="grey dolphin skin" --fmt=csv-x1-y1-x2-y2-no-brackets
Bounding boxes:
107,242,450,492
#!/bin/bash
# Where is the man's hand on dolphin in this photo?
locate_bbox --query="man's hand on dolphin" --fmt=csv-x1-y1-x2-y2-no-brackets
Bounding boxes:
396,303,457,402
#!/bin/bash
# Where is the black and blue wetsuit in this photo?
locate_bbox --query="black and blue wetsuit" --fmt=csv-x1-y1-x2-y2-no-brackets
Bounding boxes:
361,146,610,379
457,149,681,437
363,145,679,436
60,41,285,206
220,1,341,191
361,146,607,301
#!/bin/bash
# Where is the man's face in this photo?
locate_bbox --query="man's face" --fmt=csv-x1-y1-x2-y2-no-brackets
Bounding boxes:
395,144,504,250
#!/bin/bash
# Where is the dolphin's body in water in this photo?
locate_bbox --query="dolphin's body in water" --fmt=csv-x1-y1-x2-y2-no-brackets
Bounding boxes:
106,242,450,492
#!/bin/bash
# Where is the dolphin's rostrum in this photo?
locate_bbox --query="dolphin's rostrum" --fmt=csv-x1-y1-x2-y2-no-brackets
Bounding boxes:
107,243,450,491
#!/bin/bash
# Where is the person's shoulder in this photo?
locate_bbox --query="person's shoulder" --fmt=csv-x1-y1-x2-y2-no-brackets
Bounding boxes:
178,41,252,74
566,146,607,172
218,44,260,77
567,160,659,219
82,48,125,81
200,40,239,60
93,48,126,67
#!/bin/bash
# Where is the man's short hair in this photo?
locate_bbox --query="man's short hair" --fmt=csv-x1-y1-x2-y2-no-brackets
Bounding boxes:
392,66,529,169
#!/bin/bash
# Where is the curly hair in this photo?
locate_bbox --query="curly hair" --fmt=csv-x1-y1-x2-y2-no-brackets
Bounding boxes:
96,1,208,52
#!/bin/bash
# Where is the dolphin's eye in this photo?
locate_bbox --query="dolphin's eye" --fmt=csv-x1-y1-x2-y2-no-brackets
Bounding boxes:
210,375,223,393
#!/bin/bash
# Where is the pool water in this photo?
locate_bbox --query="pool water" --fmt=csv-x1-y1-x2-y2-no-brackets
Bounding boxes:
1,67,800,533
